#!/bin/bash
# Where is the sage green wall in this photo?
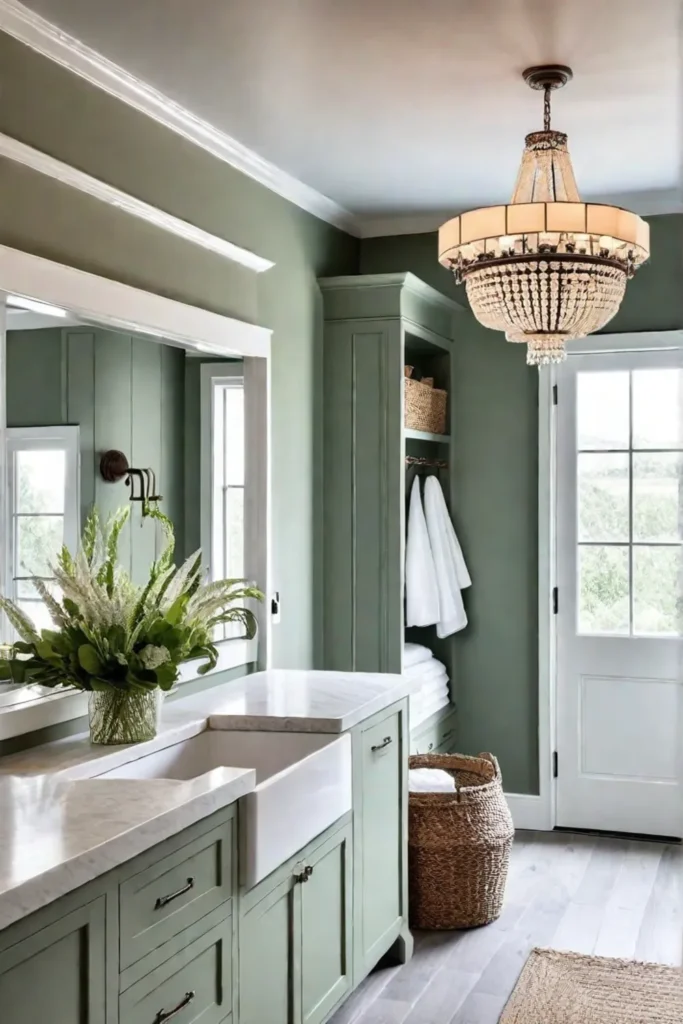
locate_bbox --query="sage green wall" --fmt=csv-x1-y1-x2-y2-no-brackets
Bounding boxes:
7,327,185,584
361,213,683,794
0,30,359,667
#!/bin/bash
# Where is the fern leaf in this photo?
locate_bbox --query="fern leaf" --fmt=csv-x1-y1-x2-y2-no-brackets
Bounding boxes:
0,597,40,642
32,579,67,627
81,507,100,565
147,506,176,573
106,507,130,565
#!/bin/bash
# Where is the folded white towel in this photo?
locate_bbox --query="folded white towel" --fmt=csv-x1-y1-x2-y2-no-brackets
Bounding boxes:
405,477,440,627
421,679,450,700
418,692,451,719
423,476,469,638
404,658,447,682
411,690,451,727
404,659,437,680
410,686,448,712
409,767,456,793
403,642,433,669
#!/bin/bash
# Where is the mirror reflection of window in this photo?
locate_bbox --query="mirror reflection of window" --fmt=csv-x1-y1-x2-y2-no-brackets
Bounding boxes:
210,373,245,639
5,428,80,641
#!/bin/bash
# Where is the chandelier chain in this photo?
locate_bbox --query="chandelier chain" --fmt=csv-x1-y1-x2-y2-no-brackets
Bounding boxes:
543,86,551,131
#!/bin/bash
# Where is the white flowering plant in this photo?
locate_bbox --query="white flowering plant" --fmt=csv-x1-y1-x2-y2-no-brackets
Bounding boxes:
0,506,263,694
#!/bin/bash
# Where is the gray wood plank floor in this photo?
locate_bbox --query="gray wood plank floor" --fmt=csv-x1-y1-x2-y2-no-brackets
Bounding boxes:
331,830,683,1024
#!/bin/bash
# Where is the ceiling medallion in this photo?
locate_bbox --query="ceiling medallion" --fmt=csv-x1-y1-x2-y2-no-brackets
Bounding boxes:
438,65,650,366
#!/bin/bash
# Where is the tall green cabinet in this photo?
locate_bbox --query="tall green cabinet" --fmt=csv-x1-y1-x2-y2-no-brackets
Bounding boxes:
319,273,463,746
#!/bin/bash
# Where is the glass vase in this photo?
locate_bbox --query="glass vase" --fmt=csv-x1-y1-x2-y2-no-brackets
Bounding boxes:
88,689,161,745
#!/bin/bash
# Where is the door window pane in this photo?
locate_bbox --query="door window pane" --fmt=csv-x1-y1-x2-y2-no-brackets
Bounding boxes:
633,369,683,449
633,546,682,636
633,452,683,542
577,371,629,450
16,450,65,513
578,453,629,542
578,545,629,634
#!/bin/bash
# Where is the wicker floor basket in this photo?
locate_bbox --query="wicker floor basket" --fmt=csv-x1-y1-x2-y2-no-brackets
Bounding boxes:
408,752,514,930
404,366,447,435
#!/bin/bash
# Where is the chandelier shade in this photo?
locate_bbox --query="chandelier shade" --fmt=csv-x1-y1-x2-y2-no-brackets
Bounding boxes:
438,66,650,366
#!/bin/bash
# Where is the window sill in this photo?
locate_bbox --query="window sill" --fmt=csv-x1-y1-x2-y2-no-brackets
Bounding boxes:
0,637,258,743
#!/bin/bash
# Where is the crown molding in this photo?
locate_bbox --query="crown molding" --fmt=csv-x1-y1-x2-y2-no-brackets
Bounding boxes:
0,131,274,273
360,189,683,237
0,0,361,237
1,1,678,243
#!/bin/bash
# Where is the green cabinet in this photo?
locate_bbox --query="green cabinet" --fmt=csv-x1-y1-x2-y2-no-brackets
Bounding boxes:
319,273,461,682
240,874,294,1024
0,897,106,1024
240,820,352,1024
0,701,410,1024
353,703,410,982
300,826,352,1024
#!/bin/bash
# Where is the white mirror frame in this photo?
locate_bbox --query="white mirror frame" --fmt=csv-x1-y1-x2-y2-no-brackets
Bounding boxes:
0,243,272,741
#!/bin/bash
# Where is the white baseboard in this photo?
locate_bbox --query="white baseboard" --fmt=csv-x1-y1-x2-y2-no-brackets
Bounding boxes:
505,792,552,831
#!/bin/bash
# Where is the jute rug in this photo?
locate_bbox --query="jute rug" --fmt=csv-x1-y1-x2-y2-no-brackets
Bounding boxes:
500,948,683,1023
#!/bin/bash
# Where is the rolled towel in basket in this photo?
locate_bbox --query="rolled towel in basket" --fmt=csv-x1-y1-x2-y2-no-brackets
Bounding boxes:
409,767,456,793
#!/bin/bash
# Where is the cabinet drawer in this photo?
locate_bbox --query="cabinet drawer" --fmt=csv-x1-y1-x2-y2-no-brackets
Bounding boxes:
436,710,457,752
120,819,233,970
120,918,231,1024
411,708,456,754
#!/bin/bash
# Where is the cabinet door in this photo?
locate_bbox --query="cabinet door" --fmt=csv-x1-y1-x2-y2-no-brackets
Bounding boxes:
0,897,106,1024
300,824,352,1024
240,876,295,1024
355,709,404,976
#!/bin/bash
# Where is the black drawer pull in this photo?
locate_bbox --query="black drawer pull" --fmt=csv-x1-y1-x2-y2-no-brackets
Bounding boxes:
294,865,314,884
440,728,455,741
154,877,194,910
371,736,393,753
154,990,195,1023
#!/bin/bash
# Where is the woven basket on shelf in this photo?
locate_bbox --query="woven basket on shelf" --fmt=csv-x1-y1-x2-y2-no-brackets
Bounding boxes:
404,366,447,435
408,752,514,929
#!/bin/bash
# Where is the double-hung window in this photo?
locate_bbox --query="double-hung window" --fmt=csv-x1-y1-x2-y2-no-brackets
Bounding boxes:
5,426,80,638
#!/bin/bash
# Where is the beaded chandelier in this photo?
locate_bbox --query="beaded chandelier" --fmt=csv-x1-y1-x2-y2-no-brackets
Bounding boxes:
438,66,650,366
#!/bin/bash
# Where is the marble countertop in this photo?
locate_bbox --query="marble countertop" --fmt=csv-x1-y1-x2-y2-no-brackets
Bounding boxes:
0,767,254,933
0,669,409,933
192,668,410,733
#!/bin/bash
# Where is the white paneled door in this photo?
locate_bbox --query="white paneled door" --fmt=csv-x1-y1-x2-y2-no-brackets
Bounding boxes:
556,349,683,838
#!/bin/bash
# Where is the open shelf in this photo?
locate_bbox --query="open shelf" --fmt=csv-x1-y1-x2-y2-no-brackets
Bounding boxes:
405,428,450,444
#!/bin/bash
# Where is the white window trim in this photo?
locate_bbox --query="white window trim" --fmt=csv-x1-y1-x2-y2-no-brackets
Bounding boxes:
4,425,80,637
518,329,683,833
200,363,244,580
201,363,247,644
200,362,271,665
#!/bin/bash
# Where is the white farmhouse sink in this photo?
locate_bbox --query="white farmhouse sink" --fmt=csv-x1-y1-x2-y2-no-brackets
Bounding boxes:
96,730,352,887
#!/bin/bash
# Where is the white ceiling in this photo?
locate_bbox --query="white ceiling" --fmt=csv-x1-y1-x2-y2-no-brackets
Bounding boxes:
18,0,683,222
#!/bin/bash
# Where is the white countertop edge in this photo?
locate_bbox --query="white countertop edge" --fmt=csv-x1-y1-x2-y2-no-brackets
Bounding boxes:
0,767,255,933
207,681,412,733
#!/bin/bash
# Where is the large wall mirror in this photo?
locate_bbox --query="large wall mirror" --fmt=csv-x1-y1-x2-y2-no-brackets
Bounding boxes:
0,245,271,741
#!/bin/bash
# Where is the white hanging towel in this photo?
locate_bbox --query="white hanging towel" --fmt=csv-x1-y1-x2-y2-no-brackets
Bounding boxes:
405,476,440,627
423,475,470,637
